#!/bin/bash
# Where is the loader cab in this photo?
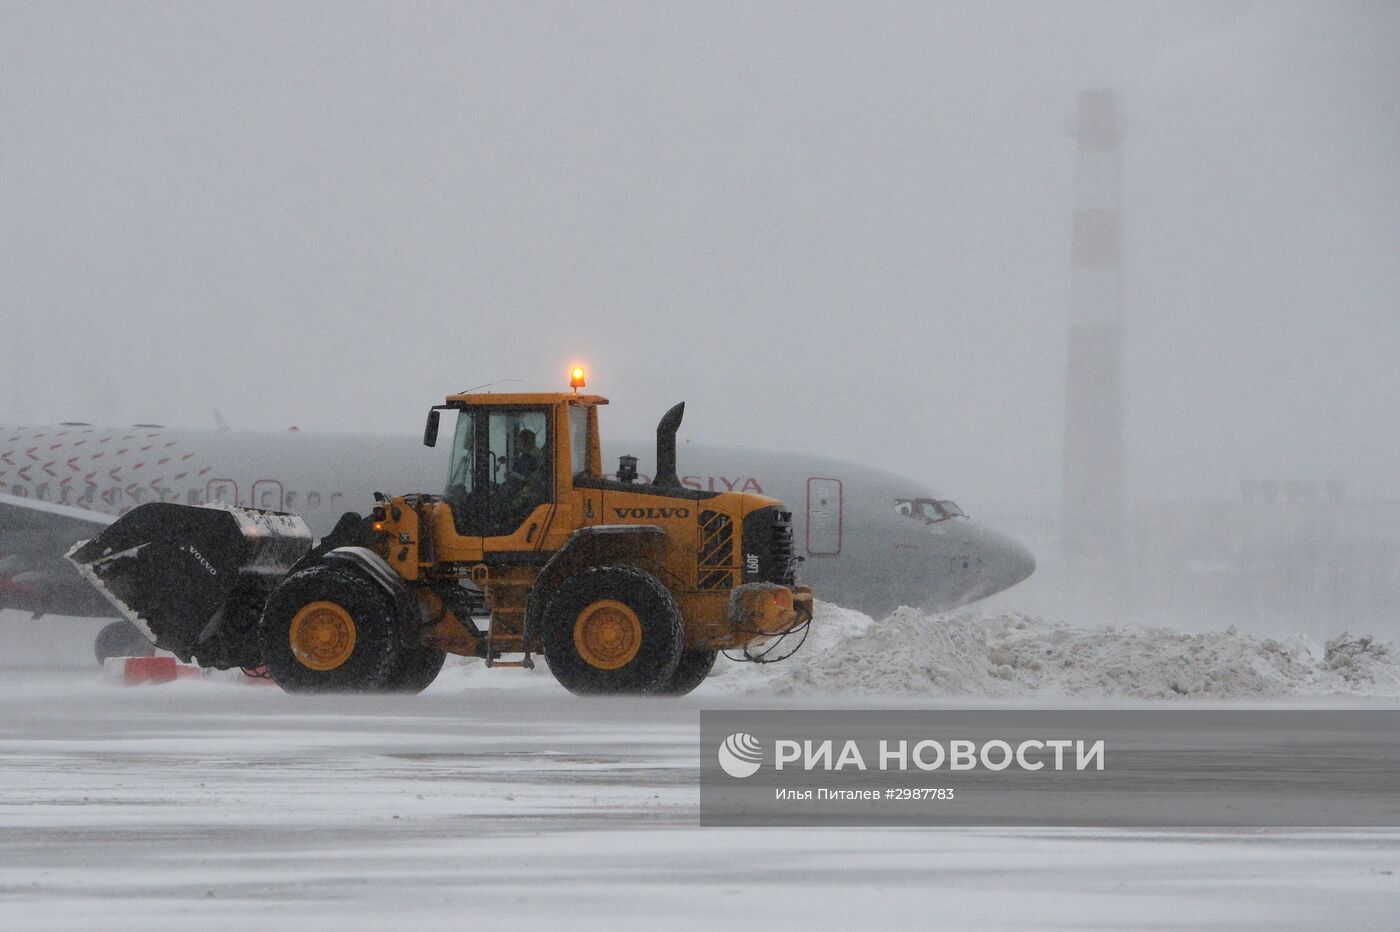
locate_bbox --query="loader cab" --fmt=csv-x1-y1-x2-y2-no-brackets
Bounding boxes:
437,393,607,550
444,405,552,537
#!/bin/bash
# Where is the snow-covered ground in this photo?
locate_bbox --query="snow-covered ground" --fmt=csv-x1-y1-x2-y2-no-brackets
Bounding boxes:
1,605,1398,929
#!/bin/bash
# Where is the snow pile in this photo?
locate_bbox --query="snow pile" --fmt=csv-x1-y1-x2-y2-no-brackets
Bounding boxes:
1321,634,1395,687
755,605,1400,700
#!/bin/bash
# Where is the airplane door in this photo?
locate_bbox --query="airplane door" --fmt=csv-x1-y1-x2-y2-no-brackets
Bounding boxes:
252,479,283,511
206,478,239,506
806,477,843,555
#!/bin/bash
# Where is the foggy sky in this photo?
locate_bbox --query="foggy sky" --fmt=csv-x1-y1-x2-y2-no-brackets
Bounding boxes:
3,1,1397,511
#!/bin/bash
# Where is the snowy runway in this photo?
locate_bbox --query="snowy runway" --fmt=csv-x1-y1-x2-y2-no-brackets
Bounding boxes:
1,670,1397,930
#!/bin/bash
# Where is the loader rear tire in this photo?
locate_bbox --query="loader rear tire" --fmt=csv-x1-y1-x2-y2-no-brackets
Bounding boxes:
542,566,684,695
383,644,447,694
258,565,402,693
656,648,717,697
94,620,155,666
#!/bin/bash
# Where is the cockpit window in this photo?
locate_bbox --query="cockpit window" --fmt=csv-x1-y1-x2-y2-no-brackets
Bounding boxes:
894,497,963,523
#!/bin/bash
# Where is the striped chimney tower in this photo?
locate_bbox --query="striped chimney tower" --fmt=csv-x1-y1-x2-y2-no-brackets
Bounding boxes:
1062,88,1126,611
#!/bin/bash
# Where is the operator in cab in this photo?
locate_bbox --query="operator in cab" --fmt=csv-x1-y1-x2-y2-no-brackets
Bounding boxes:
513,428,544,479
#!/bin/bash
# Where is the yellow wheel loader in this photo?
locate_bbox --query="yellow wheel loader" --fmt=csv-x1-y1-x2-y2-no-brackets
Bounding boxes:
67,377,813,696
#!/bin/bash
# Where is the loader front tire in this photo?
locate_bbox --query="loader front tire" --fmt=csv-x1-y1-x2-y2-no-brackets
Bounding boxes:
258,565,402,693
542,566,684,695
656,648,717,697
382,644,447,693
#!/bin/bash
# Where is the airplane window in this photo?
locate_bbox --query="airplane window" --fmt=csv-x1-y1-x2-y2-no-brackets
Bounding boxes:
285,491,298,511
939,500,965,517
307,492,321,508
894,498,955,523
918,500,947,521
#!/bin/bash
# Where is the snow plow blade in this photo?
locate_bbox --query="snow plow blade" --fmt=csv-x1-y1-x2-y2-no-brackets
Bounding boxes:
66,503,313,659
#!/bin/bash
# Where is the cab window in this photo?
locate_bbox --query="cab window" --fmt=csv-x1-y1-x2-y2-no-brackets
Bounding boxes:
446,407,553,537
484,409,550,536
568,405,588,478
486,410,548,492
446,410,475,498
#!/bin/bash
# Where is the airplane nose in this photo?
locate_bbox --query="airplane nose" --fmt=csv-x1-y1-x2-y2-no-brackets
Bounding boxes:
979,527,1036,596
909,518,1037,610
1006,539,1036,585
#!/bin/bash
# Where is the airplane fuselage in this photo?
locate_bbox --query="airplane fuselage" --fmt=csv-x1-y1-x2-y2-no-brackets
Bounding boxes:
0,420,1033,619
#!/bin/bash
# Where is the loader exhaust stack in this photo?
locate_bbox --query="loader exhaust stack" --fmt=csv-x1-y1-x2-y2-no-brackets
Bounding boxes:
66,503,312,661
654,401,684,489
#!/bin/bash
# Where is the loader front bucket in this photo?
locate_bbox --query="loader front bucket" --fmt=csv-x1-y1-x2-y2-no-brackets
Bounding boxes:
66,503,313,658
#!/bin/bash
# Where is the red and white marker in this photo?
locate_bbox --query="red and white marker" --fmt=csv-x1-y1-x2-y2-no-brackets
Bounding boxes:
102,655,276,686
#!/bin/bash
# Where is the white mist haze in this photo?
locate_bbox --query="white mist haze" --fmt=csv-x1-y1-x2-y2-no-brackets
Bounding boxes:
2,1,1397,512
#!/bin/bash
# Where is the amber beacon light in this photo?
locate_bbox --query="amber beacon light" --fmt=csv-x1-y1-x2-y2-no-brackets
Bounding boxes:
569,367,586,391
